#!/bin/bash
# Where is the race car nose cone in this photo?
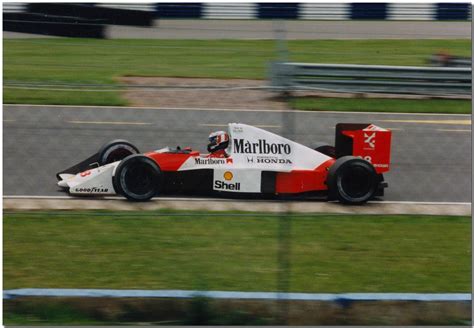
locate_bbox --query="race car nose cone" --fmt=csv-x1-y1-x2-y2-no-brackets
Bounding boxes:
57,180,68,188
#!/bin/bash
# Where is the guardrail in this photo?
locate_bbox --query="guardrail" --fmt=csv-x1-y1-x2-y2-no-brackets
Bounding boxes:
4,288,471,302
5,288,470,325
270,62,472,96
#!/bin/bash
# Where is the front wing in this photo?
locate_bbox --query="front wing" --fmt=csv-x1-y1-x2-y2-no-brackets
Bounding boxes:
57,162,118,195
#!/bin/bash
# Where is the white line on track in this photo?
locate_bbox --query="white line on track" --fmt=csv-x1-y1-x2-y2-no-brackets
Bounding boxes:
2,195,282,202
375,200,471,206
5,195,122,200
437,129,471,133
378,119,471,125
67,120,153,125
5,104,472,117
199,123,281,128
3,195,470,206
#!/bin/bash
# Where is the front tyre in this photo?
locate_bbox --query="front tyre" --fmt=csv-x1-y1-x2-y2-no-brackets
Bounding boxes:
114,155,161,201
327,156,378,205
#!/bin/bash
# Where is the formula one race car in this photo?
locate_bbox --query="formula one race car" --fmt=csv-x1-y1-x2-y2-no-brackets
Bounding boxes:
57,123,392,204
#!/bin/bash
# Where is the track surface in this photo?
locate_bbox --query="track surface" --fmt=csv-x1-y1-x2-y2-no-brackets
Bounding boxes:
3,20,471,39
3,104,471,202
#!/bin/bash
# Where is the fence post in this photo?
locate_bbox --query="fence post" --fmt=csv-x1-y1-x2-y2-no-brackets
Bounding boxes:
274,19,293,325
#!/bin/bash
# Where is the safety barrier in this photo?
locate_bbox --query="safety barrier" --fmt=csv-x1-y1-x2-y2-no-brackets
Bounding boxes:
3,12,106,38
4,288,471,302
3,3,472,21
26,3,154,26
270,62,472,96
3,3,154,38
154,3,472,21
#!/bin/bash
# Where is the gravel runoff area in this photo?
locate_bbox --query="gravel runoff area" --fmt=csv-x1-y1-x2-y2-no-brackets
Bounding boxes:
119,77,461,109
119,77,287,110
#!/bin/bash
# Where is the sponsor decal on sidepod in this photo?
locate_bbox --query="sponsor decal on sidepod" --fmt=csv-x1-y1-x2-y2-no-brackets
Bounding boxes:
233,139,291,155
214,171,240,191
246,156,292,164
194,157,233,165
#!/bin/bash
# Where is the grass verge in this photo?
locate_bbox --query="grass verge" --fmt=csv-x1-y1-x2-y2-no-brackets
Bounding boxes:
5,296,469,326
3,38,470,109
3,88,127,106
4,210,470,293
4,297,271,325
4,301,111,326
290,97,472,114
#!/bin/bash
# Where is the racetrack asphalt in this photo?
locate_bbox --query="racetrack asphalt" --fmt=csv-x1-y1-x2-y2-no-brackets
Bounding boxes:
3,20,471,39
3,104,471,203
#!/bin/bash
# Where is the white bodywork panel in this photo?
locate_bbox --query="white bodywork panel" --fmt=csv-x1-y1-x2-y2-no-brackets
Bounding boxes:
58,162,118,195
178,123,331,193
178,123,330,171
213,168,262,193
227,123,331,170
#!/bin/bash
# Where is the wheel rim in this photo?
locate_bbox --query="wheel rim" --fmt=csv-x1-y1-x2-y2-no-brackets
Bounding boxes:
121,161,157,197
338,164,373,199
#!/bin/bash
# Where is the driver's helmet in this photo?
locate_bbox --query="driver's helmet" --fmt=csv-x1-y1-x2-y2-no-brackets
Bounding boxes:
208,131,229,153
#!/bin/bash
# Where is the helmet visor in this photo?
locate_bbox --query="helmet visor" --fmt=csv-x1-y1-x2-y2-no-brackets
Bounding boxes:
208,135,218,146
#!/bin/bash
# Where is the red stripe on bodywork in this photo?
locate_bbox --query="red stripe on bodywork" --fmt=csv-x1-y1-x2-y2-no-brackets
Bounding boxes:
275,158,335,194
145,151,198,171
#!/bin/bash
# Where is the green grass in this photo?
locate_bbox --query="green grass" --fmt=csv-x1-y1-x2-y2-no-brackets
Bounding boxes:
4,211,471,293
3,88,127,106
3,38,470,107
290,97,472,114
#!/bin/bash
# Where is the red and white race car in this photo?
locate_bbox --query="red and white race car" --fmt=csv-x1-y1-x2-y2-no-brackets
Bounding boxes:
57,123,391,204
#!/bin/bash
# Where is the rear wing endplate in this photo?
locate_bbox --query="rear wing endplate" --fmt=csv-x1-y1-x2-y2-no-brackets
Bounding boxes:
335,123,392,174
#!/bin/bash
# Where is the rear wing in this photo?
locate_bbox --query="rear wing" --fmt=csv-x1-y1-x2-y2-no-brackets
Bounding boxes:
335,123,392,174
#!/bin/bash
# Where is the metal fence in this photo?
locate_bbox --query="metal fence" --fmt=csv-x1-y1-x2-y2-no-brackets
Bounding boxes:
3,17,471,326
270,62,472,96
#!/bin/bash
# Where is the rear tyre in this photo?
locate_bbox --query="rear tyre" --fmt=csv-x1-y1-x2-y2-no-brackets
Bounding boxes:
315,145,336,158
114,155,161,201
99,140,139,165
327,156,377,204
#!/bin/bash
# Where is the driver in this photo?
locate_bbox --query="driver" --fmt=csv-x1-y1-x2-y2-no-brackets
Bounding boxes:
207,131,230,158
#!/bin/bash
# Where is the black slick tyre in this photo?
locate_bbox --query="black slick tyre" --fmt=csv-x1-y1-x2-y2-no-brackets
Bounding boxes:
98,140,139,165
327,156,378,205
114,155,161,201
315,145,336,158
